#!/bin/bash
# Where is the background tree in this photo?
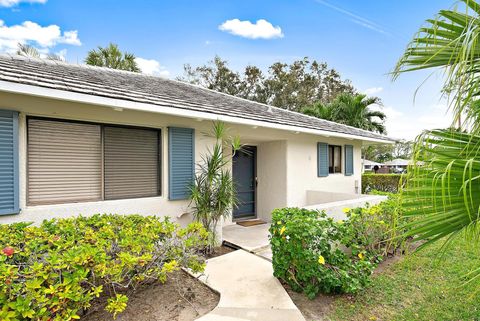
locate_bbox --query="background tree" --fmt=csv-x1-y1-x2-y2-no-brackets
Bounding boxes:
302,101,335,121
179,56,355,112
16,43,64,61
362,140,412,163
392,0,480,262
302,93,387,134
85,43,140,72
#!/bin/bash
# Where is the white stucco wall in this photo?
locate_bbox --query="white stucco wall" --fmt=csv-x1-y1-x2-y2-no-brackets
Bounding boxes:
285,135,363,208
304,195,388,221
0,93,217,225
0,91,371,226
256,140,287,222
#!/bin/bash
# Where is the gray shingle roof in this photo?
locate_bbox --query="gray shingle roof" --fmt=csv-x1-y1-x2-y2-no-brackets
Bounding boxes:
0,54,392,142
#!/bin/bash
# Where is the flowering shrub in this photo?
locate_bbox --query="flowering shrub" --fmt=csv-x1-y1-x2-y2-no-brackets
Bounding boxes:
0,214,208,321
270,208,375,299
344,194,407,259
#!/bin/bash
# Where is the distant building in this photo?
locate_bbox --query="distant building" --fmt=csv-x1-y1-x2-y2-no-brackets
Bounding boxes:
362,159,383,173
384,158,410,173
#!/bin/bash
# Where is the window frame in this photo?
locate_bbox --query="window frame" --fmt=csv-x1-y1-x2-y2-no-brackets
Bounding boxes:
26,116,162,205
328,145,342,174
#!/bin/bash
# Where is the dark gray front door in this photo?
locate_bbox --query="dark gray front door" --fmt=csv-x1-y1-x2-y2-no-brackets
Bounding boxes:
232,146,256,219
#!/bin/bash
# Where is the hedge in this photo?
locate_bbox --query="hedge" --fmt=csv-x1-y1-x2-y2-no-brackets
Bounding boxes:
362,174,405,194
0,214,208,320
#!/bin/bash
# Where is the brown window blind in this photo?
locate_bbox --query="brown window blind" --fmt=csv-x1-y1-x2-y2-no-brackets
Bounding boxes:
103,126,159,200
27,119,102,205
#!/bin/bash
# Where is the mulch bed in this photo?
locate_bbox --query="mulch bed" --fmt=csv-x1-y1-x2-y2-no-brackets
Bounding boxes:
81,270,219,321
206,244,237,259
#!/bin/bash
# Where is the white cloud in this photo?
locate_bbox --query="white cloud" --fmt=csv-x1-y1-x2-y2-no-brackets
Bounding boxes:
219,19,284,39
0,20,81,53
135,57,170,78
0,0,45,7
364,87,383,95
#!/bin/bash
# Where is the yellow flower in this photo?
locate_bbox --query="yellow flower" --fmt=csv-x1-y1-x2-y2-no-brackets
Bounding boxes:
279,226,286,235
318,255,325,265
342,207,351,213
358,252,365,260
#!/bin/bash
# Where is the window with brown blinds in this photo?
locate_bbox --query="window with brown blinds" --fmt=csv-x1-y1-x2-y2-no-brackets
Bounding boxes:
27,119,102,205
104,126,159,200
27,118,161,205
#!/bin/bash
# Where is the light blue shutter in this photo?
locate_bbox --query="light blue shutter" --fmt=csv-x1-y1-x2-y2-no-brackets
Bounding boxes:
168,127,195,200
0,110,19,215
345,145,354,176
317,142,328,177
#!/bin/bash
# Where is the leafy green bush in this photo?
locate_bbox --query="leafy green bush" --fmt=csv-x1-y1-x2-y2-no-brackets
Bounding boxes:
362,174,405,194
343,194,407,259
270,208,376,299
0,214,208,321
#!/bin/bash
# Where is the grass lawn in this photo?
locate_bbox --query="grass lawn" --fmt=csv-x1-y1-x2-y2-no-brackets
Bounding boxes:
326,237,480,321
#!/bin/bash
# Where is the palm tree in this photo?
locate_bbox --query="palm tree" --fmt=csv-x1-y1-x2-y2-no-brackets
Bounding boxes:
85,43,140,72
392,0,480,259
16,43,64,61
330,93,386,134
302,101,335,121
302,93,387,134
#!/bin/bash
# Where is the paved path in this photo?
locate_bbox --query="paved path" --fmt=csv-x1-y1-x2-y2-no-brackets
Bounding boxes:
222,224,273,261
195,250,306,321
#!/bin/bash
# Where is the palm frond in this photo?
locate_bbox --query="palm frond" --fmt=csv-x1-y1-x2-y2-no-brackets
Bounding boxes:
392,0,480,129
401,129,480,247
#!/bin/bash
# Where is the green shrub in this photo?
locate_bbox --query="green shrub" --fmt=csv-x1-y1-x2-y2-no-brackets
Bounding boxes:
362,174,405,194
270,208,376,299
0,214,208,321
343,194,407,259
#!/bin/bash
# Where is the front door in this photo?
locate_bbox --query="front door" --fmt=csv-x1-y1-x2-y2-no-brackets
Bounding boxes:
232,146,256,220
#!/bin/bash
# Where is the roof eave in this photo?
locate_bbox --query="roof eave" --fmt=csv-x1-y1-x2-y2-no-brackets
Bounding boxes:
0,80,394,144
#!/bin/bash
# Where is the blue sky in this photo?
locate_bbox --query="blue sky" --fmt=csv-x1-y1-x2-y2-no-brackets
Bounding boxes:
0,0,456,139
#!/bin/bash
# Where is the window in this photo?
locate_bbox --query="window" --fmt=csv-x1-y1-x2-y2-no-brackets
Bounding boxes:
27,118,161,205
104,126,160,200
328,145,342,174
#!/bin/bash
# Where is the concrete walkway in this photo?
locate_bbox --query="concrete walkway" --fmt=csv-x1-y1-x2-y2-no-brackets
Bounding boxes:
195,250,305,321
223,224,273,261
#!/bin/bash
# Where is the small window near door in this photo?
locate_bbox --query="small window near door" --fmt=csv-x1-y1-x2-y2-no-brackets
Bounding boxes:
328,145,342,173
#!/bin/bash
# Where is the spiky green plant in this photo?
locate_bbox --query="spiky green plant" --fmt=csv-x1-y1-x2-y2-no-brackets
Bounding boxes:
392,0,480,266
189,121,241,253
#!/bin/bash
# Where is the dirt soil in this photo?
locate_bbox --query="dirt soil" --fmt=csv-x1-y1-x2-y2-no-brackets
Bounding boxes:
82,270,219,321
207,244,237,259
288,254,406,321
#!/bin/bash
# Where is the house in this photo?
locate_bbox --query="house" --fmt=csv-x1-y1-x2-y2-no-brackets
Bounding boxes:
384,158,410,173
362,159,383,172
0,55,393,227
